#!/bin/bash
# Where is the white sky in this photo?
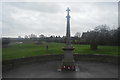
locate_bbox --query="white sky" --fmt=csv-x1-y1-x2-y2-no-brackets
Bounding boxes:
1,1,118,38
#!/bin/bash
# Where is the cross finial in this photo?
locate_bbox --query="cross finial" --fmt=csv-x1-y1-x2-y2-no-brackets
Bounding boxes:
66,8,70,12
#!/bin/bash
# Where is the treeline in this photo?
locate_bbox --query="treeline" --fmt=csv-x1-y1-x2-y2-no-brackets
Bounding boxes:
78,25,120,46
2,25,120,46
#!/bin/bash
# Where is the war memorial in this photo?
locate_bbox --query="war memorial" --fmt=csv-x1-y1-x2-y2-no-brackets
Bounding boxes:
59,8,76,71
2,8,118,78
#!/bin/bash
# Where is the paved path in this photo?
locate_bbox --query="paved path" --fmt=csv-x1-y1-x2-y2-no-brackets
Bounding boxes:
3,61,118,78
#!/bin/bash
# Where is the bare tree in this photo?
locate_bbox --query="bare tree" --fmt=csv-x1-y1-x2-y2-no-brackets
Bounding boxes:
24,35,29,39
90,24,109,50
74,32,81,38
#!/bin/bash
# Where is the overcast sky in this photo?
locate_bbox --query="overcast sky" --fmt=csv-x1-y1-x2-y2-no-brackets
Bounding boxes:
2,2,118,38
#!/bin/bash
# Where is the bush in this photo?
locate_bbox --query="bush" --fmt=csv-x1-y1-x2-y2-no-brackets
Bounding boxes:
2,38,10,47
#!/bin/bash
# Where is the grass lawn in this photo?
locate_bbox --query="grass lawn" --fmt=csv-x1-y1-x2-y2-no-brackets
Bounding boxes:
2,43,119,60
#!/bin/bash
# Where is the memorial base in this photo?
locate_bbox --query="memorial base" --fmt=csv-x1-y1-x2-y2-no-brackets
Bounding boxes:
58,46,79,71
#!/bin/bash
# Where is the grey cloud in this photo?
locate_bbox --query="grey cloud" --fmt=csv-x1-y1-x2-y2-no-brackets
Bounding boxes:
3,2,61,13
2,2,118,37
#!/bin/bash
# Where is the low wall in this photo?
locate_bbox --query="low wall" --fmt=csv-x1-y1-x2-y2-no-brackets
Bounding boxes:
2,54,118,72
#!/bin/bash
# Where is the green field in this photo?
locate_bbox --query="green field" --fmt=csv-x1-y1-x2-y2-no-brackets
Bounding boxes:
2,43,119,60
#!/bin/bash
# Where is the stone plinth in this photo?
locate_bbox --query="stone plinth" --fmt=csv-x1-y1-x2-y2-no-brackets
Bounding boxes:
60,46,76,71
62,47,75,65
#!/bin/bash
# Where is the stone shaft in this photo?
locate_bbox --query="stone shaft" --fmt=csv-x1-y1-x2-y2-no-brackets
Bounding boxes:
66,8,71,46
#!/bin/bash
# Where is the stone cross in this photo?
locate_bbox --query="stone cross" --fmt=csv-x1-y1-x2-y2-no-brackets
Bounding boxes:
60,8,75,71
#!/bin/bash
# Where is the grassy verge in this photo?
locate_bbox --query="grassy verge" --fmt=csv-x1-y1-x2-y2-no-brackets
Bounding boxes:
2,43,119,60
73,44,118,56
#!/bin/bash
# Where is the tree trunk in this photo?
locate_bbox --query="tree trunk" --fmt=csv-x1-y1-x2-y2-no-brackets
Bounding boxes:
90,40,98,50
